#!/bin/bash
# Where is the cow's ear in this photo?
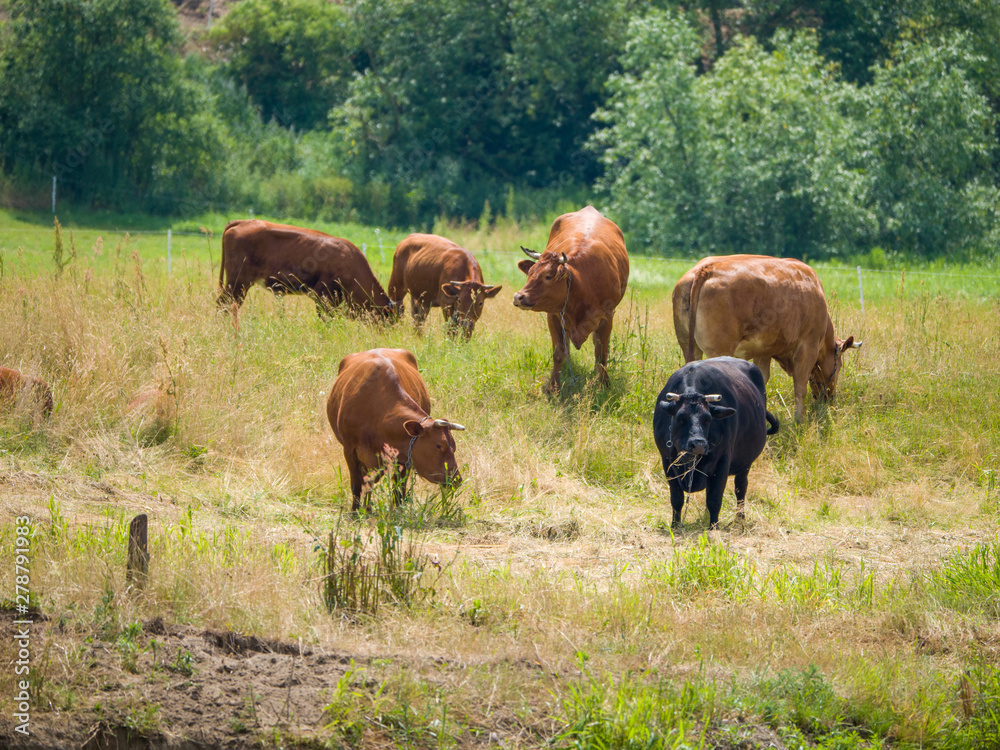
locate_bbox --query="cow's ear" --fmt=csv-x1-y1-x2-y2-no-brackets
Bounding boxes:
441,283,460,299
658,400,679,416
482,285,502,298
840,336,856,352
708,405,736,420
517,259,535,275
403,420,425,437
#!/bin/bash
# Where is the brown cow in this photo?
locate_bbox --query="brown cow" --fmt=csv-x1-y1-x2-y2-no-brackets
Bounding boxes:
0,366,53,419
218,220,395,319
327,348,464,511
672,254,861,421
513,206,630,392
387,234,502,338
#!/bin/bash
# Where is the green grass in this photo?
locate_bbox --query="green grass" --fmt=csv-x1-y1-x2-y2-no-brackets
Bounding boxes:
1,206,1000,747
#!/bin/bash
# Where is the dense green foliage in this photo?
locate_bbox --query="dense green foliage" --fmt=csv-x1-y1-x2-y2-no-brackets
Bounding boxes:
209,0,355,131
1,0,999,257
595,11,998,259
332,0,625,220
0,0,225,209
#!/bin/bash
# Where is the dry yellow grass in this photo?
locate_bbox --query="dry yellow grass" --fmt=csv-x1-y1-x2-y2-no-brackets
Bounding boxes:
1,226,999,747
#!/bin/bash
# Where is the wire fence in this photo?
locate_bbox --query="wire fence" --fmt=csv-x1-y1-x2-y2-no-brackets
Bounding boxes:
3,222,999,309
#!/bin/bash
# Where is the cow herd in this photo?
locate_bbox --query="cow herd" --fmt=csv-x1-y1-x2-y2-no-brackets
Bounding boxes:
1,206,861,528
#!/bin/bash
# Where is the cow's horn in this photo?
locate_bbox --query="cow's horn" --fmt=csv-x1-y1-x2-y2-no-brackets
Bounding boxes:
705,394,723,402
663,393,680,402
448,280,464,285
852,340,863,349
559,252,568,265
434,419,466,431
521,246,541,261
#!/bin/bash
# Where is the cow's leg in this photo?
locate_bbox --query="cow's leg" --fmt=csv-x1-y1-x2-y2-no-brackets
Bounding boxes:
593,315,614,386
314,283,340,317
668,478,686,527
411,299,430,329
387,270,406,315
220,280,251,308
753,356,772,383
391,466,411,506
791,357,811,422
545,313,567,393
705,460,731,529
345,450,366,513
442,303,460,337
733,470,749,521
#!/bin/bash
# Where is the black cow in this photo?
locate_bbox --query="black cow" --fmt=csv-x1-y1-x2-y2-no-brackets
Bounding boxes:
653,357,779,529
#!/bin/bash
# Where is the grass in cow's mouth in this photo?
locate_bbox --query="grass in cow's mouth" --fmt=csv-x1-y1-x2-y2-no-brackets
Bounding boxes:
1,211,999,747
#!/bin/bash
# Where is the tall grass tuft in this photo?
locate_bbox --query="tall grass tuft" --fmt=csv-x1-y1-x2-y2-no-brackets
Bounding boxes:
554,666,714,749
322,466,452,616
649,534,757,600
926,537,1000,617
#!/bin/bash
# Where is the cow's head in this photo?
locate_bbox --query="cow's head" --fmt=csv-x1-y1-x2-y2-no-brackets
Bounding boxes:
512,247,571,313
374,290,402,323
658,392,735,459
810,336,861,401
403,417,464,488
441,280,502,339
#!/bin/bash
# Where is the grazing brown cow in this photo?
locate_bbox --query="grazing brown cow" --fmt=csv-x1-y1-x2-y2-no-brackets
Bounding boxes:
512,206,630,392
218,220,395,319
0,366,53,418
327,348,464,511
672,254,861,421
387,233,502,338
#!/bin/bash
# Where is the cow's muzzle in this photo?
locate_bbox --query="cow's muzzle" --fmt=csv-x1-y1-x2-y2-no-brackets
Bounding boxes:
512,293,534,309
686,440,708,456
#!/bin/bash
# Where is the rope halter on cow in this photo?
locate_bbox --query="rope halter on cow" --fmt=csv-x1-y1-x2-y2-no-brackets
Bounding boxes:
812,349,841,400
660,391,723,490
399,417,466,497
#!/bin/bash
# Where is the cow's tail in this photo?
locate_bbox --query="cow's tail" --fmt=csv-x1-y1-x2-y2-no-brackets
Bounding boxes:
685,263,714,361
765,410,780,435
219,220,244,294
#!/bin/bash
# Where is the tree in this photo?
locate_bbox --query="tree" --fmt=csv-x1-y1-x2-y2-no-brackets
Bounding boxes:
695,30,874,258
0,0,225,210
858,34,998,258
210,0,356,131
738,0,901,84
592,10,707,254
595,14,874,258
502,0,628,185
334,0,628,221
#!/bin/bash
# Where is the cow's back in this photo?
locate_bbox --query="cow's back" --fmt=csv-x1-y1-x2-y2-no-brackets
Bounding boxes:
392,234,482,297
221,220,391,313
226,220,356,275
328,349,429,444
546,206,629,306
675,255,829,362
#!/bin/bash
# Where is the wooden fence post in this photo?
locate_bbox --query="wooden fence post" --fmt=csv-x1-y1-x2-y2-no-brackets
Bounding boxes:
127,513,149,589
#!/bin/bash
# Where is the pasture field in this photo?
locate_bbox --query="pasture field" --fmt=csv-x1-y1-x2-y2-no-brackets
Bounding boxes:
2,208,1000,749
